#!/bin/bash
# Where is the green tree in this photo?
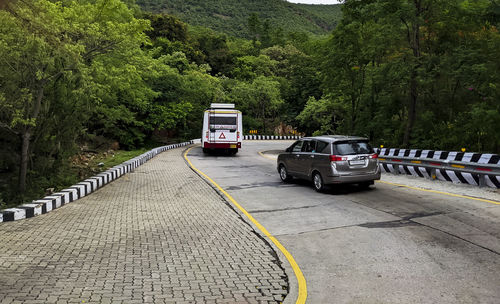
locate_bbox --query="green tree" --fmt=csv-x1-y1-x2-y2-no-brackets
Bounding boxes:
248,12,261,42
0,0,150,193
229,76,283,133
232,55,277,80
145,13,188,42
297,96,344,135
315,0,500,152
189,27,233,76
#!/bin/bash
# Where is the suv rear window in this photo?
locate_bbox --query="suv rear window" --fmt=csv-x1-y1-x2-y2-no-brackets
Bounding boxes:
333,141,373,155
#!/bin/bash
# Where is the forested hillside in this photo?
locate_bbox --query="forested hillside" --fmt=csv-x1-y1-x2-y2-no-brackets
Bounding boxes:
136,0,342,38
1,0,499,208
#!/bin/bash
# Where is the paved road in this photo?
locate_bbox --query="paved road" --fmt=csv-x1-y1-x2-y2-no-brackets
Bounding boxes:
187,141,500,304
0,147,287,304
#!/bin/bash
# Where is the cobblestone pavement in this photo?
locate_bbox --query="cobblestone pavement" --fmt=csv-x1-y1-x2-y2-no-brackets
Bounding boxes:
0,147,288,304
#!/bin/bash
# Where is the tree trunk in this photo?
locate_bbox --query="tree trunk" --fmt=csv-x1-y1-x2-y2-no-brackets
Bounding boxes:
350,75,357,134
404,71,418,147
351,95,356,134
261,100,266,134
19,129,31,193
369,61,377,141
18,85,45,193
403,0,422,147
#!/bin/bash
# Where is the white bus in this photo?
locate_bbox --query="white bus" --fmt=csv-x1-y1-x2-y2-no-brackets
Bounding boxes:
202,103,242,154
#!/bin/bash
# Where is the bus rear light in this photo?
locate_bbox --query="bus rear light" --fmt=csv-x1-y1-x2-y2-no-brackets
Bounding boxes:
205,131,209,139
237,131,240,139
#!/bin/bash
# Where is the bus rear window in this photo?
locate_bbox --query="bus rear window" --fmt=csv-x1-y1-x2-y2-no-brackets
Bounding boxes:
210,116,237,125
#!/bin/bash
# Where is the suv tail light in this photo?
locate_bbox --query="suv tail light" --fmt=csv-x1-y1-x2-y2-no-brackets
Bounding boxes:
369,153,378,159
330,155,347,162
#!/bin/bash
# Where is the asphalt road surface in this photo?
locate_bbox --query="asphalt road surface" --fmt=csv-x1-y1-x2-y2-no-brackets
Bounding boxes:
187,140,500,304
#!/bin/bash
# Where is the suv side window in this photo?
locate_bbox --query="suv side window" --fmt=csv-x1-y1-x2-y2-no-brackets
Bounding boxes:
292,141,303,152
302,141,316,153
315,141,329,154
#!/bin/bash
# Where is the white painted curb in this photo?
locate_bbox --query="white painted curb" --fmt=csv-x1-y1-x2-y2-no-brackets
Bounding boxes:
0,141,193,223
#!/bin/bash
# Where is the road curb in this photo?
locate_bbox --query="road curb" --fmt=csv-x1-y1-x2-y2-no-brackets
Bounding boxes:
0,141,193,223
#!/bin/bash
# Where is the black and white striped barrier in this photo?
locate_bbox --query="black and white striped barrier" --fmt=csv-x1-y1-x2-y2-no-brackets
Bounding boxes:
243,135,300,140
377,148,500,188
0,141,193,223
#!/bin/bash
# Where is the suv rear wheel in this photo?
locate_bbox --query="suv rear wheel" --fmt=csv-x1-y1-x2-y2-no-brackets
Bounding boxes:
312,172,325,192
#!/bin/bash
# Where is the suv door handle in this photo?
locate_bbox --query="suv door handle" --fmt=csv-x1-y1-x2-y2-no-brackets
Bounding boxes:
310,155,315,158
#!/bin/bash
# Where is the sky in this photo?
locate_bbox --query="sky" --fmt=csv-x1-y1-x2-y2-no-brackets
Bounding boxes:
287,0,342,4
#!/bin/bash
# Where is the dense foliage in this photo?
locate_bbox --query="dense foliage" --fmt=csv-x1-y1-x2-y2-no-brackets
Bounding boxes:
136,0,342,38
311,0,500,152
1,0,499,207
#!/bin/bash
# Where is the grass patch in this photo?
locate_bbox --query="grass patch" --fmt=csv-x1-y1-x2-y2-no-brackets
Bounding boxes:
90,148,151,170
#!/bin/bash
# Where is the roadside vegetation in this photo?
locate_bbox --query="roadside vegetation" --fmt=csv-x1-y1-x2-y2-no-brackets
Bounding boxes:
1,0,499,207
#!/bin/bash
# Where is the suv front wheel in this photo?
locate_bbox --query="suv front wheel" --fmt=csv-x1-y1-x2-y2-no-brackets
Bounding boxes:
279,165,292,182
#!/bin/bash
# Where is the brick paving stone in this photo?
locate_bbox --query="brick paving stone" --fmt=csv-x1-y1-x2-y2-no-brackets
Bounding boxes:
0,147,288,303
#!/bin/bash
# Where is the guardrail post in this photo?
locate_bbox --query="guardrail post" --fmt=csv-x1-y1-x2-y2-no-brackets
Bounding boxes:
427,168,437,180
394,165,400,175
478,174,487,188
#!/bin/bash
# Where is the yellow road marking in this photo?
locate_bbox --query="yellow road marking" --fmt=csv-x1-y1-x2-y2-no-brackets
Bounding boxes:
184,147,307,303
377,180,500,205
258,151,277,161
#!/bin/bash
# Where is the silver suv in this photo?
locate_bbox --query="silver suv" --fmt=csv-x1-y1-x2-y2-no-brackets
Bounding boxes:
277,135,381,191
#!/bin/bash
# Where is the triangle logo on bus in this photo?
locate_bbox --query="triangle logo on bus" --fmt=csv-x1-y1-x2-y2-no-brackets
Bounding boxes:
219,133,226,139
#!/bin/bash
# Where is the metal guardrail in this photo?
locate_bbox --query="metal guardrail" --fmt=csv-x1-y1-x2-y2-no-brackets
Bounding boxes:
243,135,300,140
377,155,500,188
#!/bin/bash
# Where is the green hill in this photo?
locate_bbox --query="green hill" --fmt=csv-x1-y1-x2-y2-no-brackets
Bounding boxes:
136,0,342,38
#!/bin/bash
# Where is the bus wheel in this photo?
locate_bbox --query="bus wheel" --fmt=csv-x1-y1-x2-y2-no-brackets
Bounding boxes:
202,148,209,154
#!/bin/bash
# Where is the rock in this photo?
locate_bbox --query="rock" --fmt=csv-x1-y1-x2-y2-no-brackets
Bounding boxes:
110,141,120,150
